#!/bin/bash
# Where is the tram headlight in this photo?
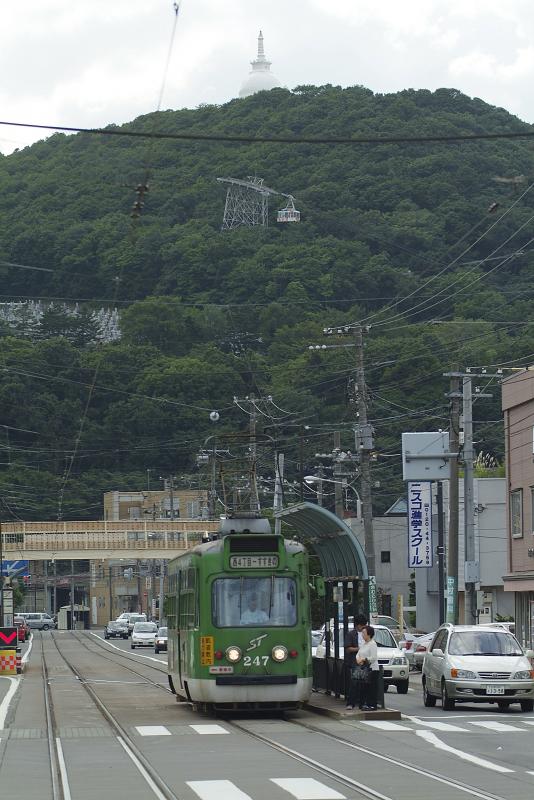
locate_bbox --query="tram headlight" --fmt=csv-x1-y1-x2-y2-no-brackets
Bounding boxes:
225,645,242,663
271,645,288,662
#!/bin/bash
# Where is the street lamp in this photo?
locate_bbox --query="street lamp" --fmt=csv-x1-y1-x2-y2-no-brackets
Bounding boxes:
304,476,362,519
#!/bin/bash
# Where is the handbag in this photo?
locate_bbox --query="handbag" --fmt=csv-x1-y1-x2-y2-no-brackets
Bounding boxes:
352,663,371,683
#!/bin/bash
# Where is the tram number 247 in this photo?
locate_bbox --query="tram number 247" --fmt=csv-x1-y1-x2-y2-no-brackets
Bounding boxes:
243,655,269,667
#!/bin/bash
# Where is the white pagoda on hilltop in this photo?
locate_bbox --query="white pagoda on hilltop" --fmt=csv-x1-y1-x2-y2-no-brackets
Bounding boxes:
239,31,281,98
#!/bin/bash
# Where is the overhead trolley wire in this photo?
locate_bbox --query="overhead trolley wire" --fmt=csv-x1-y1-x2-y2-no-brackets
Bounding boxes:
2,119,534,147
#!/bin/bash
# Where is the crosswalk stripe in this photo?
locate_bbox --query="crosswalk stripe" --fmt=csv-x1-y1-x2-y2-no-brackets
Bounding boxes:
469,721,525,733
135,725,171,736
411,720,467,732
361,721,410,731
187,780,252,800
189,724,229,735
271,778,345,800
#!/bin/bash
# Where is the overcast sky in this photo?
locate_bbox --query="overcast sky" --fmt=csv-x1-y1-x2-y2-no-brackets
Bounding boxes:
1,0,534,155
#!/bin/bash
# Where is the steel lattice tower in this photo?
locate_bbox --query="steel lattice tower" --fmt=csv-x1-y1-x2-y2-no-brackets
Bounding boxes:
217,176,279,230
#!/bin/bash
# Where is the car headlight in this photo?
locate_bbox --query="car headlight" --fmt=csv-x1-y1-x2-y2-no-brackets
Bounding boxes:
271,645,288,662
450,668,476,679
392,657,407,665
225,646,242,663
513,670,534,680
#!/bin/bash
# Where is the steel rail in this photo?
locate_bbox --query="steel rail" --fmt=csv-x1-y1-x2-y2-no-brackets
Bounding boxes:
45,632,180,800
40,636,64,800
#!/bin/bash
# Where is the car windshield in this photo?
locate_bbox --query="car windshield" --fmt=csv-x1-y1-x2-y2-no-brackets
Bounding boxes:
135,623,157,632
130,616,145,622
449,631,524,656
157,628,168,636
374,628,398,648
212,577,297,627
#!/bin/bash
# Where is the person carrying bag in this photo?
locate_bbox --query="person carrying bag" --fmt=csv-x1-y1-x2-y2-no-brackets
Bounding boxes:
354,625,379,710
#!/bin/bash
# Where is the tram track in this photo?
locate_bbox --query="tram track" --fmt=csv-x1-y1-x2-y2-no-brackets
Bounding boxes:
44,633,516,800
41,632,181,800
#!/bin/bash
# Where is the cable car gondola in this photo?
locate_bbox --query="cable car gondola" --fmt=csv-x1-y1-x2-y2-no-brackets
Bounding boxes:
277,196,300,223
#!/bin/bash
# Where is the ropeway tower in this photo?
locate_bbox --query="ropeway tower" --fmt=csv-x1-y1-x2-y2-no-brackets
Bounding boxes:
217,176,300,230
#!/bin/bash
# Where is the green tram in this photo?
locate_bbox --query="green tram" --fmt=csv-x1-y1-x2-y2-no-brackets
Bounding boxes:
166,517,312,710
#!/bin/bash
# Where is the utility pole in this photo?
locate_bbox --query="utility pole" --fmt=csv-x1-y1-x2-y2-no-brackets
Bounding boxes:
333,432,344,519
354,325,375,579
446,370,462,624
463,375,477,625
249,394,259,513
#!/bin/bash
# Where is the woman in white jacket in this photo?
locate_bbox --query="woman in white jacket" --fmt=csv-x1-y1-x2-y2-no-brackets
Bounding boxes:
355,625,379,710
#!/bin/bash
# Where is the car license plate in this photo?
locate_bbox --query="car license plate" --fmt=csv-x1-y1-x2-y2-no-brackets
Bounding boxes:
486,686,505,695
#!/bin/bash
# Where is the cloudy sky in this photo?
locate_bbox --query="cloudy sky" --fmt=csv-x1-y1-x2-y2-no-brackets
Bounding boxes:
1,0,534,154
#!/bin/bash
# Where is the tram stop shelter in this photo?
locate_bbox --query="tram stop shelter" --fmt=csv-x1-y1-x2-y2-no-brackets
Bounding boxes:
275,502,380,705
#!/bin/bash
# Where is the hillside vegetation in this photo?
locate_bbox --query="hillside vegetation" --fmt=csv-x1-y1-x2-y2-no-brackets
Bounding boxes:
0,84,533,519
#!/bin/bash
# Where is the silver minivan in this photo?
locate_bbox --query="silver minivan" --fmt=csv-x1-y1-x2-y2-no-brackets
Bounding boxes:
20,612,56,631
423,624,534,711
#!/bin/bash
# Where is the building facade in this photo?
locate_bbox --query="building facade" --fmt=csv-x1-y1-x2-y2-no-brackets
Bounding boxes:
502,370,534,648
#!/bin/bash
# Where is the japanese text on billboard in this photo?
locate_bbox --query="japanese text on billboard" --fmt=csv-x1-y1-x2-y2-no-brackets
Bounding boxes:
407,481,432,568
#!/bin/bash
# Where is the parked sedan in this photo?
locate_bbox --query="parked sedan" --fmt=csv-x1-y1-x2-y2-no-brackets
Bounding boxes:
104,620,129,640
131,622,158,649
412,632,435,670
154,626,168,654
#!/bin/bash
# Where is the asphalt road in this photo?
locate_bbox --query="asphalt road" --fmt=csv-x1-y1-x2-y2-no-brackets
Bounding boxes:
1,633,534,800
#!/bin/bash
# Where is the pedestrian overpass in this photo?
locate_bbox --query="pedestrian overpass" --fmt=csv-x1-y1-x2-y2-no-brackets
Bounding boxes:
0,519,220,561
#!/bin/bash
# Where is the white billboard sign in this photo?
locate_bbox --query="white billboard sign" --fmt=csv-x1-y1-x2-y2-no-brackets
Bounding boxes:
407,481,433,568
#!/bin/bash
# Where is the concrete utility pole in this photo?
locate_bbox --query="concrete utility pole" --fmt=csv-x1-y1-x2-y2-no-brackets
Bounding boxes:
446,371,462,624
354,325,375,578
249,394,259,513
463,376,476,625
333,432,344,519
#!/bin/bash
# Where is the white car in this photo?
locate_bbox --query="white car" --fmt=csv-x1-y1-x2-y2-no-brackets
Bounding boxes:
423,624,534,711
315,624,410,693
131,622,158,649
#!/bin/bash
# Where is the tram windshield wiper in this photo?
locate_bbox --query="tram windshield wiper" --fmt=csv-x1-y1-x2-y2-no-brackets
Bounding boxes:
268,575,274,619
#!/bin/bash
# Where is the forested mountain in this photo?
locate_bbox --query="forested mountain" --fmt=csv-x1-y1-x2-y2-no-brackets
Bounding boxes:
0,84,533,519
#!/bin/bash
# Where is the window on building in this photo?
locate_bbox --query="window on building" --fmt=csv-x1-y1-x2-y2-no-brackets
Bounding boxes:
511,489,523,538
531,488,534,535
381,551,391,563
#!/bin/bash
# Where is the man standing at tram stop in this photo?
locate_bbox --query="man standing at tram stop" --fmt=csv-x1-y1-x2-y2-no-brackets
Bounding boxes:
344,614,369,709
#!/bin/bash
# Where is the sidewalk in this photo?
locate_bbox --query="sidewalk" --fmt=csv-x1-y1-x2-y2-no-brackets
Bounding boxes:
305,689,401,720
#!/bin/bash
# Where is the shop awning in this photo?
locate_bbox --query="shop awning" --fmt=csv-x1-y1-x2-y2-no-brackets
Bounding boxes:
275,502,368,580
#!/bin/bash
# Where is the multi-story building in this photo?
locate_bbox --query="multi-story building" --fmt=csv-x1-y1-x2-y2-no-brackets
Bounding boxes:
502,370,534,648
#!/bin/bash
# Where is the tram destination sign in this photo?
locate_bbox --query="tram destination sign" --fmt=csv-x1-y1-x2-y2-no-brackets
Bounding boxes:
229,555,279,569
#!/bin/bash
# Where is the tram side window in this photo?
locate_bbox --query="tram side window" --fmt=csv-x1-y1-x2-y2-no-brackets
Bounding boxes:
212,577,297,627
178,567,197,629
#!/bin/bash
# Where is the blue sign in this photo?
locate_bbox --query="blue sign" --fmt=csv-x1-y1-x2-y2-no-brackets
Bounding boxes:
0,560,30,578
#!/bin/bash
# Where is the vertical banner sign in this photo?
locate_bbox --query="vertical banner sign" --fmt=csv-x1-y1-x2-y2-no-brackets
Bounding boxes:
408,481,433,568
368,575,378,624
446,576,457,624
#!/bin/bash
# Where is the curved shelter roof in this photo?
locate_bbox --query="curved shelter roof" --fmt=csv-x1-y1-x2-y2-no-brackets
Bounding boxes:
275,502,368,580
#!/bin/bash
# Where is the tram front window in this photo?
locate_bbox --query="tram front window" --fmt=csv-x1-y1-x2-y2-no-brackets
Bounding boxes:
212,577,297,627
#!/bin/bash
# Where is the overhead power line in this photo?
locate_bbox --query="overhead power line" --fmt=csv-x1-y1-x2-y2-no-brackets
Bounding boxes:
2,119,534,147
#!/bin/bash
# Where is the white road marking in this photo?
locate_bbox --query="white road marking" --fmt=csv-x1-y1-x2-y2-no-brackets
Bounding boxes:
187,780,253,800
409,719,467,732
117,736,168,800
415,730,514,773
55,738,72,800
526,771,534,776
361,721,410,731
521,720,534,726
0,677,19,729
89,633,167,665
189,724,229,735
271,778,345,799
21,633,33,664
136,725,171,736
469,721,525,733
